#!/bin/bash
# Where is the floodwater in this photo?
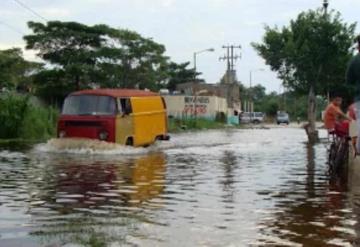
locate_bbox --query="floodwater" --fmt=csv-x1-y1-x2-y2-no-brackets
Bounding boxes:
0,127,360,246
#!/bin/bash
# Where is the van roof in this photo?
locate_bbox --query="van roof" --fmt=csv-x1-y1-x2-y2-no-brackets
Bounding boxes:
71,89,159,98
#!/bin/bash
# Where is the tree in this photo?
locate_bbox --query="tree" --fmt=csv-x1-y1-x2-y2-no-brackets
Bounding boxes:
24,21,169,94
32,69,70,105
249,84,266,101
0,48,42,90
166,62,201,91
95,27,169,90
24,21,105,90
255,91,279,116
253,9,356,143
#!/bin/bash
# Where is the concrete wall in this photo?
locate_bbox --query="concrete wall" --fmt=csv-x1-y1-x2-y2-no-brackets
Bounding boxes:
176,82,241,111
163,95,228,120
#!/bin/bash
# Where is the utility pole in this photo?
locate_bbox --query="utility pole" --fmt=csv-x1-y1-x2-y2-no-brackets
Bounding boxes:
219,45,241,84
323,0,330,103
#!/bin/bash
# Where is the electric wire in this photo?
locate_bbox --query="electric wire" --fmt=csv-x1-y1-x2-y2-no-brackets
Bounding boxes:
13,0,48,22
0,19,25,35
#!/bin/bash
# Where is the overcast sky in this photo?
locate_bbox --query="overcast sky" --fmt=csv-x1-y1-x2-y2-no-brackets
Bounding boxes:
0,0,359,92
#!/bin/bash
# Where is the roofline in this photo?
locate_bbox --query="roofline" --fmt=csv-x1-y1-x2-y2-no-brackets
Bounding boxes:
70,89,159,98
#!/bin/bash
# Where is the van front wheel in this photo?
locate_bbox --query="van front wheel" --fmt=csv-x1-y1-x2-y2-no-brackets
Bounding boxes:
126,137,133,146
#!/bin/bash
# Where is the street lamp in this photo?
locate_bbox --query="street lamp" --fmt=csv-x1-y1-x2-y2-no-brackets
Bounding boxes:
249,68,265,122
249,68,265,89
193,48,215,81
323,0,329,15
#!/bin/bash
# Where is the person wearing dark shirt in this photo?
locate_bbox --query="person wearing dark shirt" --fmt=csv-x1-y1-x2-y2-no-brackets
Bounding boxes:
347,35,360,153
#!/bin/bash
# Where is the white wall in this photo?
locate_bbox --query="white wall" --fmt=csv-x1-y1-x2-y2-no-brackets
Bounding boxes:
163,95,228,119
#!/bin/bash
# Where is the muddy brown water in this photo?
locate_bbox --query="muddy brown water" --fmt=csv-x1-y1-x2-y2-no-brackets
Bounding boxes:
0,128,359,246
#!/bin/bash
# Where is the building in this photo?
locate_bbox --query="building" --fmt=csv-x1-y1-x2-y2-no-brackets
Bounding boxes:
176,82,241,112
163,95,228,121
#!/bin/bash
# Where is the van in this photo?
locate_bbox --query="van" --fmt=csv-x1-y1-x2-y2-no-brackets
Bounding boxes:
276,111,290,125
57,89,170,147
239,112,265,124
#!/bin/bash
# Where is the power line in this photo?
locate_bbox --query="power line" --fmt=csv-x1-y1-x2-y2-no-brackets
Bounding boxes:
13,0,48,22
0,20,25,35
219,45,242,71
219,45,242,84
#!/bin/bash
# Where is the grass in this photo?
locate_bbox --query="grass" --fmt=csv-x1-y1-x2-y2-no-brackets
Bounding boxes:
168,118,228,133
20,104,59,141
0,93,59,141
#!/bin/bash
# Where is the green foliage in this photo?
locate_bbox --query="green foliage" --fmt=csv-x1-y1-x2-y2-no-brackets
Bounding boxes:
241,84,279,116
0,48,42,90
252,9,356,96
0,94,29,138
256,92,280,117
168,118,226,132
253,8,355,141
24,20,207,103
0,93,58,140
166,62,201,91
20,104,58,140
249,84,267,101
241,82,327,120
24,21,169,98
280,93,327,120
32,69,71,105
251,88,327,120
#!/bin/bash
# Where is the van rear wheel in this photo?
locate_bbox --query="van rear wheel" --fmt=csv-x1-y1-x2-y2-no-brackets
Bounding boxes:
125,137,133,146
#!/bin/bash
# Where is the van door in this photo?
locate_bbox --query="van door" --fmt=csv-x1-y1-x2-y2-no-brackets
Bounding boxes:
115,98,134,145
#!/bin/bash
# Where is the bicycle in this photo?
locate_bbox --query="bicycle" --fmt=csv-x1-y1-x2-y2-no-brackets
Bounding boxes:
327,122,351,176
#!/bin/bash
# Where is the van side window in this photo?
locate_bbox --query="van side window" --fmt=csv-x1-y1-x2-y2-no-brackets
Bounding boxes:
120,98,132,115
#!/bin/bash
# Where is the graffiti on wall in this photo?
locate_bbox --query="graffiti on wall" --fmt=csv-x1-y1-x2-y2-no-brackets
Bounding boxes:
182,96,210,115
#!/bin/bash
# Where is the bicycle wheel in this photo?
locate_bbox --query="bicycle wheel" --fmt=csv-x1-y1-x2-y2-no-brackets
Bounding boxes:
328,142,337,174
334,140,349,174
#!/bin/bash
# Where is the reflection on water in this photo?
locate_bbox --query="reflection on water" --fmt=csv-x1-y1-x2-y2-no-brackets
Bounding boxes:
0,128,360,246
256,143,354,246
0,151,166,246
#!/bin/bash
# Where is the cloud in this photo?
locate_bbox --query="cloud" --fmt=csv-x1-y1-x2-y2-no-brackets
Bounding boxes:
1,0,359,92
39,7,72,18
159,0,175,7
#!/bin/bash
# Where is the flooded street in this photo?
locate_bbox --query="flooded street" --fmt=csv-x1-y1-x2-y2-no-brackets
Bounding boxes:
0,127,359,246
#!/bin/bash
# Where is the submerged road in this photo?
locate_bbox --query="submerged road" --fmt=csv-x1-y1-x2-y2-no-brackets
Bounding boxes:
0,127,359,246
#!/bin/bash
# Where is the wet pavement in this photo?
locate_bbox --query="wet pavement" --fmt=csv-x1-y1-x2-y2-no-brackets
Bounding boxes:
0,127,359,246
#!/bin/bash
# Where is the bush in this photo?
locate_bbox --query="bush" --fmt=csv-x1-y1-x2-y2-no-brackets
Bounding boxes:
168,117,226,132
0,93,59,140
0,94,29,138
20,104,58,140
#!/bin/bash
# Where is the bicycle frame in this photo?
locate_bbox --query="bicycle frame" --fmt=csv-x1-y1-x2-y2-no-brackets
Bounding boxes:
327,131,350,176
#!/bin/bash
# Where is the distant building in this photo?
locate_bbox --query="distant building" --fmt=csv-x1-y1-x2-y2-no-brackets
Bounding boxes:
176,82,241,113
163,95,228,121
168,56,243,125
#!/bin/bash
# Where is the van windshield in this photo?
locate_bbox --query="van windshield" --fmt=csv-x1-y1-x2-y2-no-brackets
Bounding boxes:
62,95,116,115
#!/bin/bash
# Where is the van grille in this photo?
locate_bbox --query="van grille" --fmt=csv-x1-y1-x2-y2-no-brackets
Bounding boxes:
65,121,102,127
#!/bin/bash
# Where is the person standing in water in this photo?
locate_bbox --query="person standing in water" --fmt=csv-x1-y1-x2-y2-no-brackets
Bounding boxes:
347,35,360,153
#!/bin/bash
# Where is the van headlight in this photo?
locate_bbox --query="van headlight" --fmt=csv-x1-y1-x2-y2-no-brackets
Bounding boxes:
99,131,108,141
59,130,66,138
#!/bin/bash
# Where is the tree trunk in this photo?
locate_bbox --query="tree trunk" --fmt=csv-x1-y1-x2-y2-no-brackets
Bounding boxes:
75,75,80,90
304,85,319,144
